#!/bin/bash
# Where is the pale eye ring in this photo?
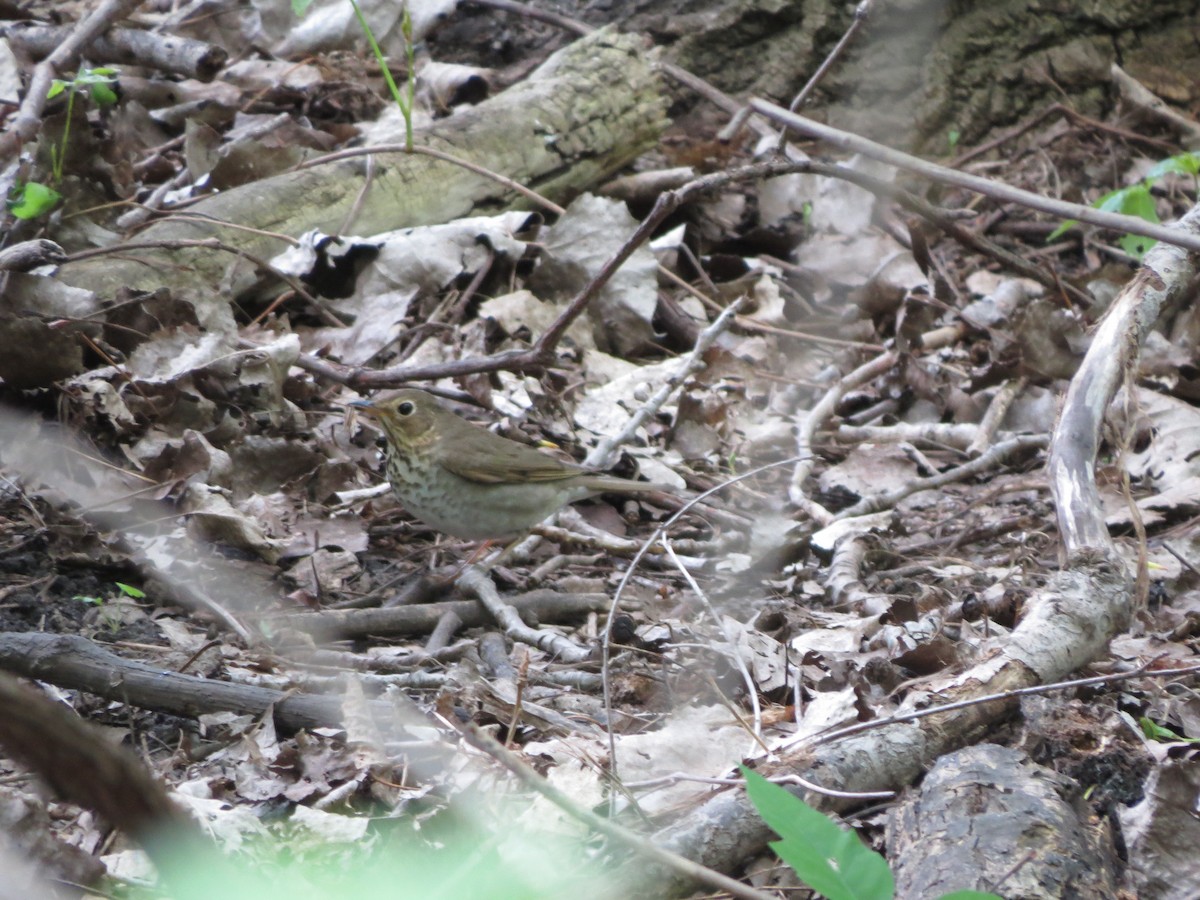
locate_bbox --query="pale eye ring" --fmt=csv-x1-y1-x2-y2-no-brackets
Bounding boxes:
397,401,416,416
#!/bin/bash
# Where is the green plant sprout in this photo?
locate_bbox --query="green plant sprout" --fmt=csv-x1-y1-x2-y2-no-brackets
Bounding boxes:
1049,151,1200,261
7,66,119,220
352,1,416,151
47,67,119,184
72,581,146,632
741,766,1001,900
1139,716,1200,744
292,0,415,150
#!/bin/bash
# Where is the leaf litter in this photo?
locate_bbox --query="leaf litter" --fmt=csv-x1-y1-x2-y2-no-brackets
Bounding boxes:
0,3,1198,897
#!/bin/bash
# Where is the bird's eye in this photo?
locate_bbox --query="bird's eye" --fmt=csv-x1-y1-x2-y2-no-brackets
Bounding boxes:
397,401,415,416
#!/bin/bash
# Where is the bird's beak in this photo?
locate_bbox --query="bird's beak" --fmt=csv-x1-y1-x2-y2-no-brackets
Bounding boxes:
348,399,379,417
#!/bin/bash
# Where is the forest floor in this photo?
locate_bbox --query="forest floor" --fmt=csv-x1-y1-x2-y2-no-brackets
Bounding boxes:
1,1,1198,898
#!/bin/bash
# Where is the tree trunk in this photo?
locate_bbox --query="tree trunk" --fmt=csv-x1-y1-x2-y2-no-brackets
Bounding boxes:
450,0,1198,152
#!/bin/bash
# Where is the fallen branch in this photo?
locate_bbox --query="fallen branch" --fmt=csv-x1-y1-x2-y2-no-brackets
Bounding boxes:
0,632,347,733
57,29,668,306
751,99,1200,253
271,588,613,641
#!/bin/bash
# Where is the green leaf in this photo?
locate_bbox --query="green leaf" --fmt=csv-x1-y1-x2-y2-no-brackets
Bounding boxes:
115,582,145,599
741,766,894,900
76,66,117,83
1084,184,1158,260
89,80,119,106
7,181,62,219
947,128,960,152
73,595,103,606
292,0,316,14
1046,218,1077,242
1119,232,1155,260
1146,152,1200,179
47,79,67,100
1099,183,1158,223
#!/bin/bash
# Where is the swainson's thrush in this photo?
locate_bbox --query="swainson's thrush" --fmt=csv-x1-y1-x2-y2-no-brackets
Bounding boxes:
352,390,673,540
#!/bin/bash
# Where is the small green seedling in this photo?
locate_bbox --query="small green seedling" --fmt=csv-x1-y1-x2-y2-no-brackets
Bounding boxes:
9,66,119,219
293,0,415,150
46,66,120,184
1049,151,1200,261
1139,716,1200,744
6,181,62,219
741,766,1002,900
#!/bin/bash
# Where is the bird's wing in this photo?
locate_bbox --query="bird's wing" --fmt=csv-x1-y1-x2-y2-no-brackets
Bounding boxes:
436,418,585,484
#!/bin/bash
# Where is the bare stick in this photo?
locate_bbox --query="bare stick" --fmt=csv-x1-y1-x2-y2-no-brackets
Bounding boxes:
1111,64,1200,148
457,722,777,900
455,565,592,662
774,0,875,151
663,538,764,752
749,99,1200,254
1050,201,1200,553
790,351,898,522
790,660,1200,752
834,434,1049,520
0,0,146,164
585,295,746,469
296,143,565,217
602,456,810,782
967,377,1027,457
6,23,227,81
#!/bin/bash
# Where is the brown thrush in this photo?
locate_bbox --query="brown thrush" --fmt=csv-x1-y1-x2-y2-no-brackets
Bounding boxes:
352,390,674,541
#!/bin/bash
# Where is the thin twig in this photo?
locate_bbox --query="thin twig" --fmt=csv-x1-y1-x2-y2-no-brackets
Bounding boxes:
774,0,874,151
834,434,1050,520
782,660,1200,753
455,565,592,662
457,722,777,900
790,351,898,522
663,538,764,753
64,237,347,328
586,295,746,469
602,456,810,784
295,143,565,216
749,100,1200,253
967,377,1027,457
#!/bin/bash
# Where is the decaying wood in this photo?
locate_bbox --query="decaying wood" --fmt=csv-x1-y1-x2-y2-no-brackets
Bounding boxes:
0,631,361,733
57,28,667,307
4,22,228,81
465,0,1198,151
0,627,595,743
886,744,1119,898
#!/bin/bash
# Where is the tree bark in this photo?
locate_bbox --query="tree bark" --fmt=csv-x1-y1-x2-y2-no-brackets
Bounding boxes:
457,0,1199,152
